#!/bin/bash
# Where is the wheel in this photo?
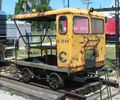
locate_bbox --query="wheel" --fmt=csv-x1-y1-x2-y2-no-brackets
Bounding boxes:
48,73,64,90
21,68,32,83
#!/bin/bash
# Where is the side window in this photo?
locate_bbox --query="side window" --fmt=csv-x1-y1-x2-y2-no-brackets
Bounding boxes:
92,18,104,33
59,16,67,34
73,16,89,34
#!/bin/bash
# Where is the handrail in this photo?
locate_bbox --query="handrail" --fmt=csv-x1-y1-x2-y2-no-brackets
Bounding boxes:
17,34,56,45
14,34,56,59
14,20,27,44
83,36,89,47
14,20,55,45
83,36,100,48
94,36,100,48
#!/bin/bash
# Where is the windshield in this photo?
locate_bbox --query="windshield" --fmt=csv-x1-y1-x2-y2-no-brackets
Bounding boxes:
73,16,89,34
92,18,104,34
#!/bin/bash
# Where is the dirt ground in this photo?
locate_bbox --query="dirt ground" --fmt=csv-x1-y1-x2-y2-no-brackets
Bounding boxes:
0,89,26,100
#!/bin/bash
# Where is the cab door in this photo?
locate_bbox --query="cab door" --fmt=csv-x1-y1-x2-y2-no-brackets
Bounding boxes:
56,15,71,68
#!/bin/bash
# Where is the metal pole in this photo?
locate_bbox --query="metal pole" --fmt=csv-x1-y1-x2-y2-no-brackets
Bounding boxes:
83,0,92,9
68,0,69,8
0,0,2,10
115,0,120,66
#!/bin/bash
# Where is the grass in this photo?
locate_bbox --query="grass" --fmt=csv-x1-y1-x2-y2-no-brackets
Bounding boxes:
106,47,115,60
15,48,56,59
105,46,116,67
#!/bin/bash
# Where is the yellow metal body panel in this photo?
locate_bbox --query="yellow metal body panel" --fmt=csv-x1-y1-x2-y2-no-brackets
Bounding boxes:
57,14,105,72
56,14,72,69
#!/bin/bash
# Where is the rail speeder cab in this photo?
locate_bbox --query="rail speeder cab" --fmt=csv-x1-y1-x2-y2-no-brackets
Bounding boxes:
13,8,105,73
12,8,106,90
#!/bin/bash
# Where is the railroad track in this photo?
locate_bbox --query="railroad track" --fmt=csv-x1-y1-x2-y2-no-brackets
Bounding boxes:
0,66,119,100
0,74,111,100
0,75,87,100
0,65,96,99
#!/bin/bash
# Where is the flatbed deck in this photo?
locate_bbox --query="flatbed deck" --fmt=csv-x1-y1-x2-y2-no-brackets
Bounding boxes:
12,59,70,73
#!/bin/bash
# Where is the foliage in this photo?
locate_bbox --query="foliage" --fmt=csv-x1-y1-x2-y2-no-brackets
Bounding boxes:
30,0,53,31
15,0,54,32
15,0,51,14
15,0,24,14
36,2,51,12
30,0,50,9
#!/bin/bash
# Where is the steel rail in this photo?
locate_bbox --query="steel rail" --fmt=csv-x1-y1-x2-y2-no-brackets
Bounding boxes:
0,75,87,100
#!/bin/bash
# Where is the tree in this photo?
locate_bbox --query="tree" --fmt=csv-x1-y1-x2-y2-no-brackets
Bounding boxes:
15,0,53,31
15,0,51,14
15,0,24,14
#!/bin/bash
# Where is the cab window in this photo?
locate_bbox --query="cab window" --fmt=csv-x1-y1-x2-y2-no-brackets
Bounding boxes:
73,16,89,34
59,16,67,34
92,18,104,34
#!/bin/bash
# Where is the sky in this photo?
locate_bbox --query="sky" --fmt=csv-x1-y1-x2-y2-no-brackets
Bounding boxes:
2,0,113,14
